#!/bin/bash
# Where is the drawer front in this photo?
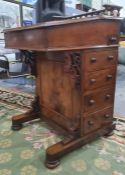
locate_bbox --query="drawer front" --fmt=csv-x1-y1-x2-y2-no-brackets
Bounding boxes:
82,113,101,134
84,49,118,72
82,107,113,134
84,68,116,90
100,107,113,124
84,88,114,113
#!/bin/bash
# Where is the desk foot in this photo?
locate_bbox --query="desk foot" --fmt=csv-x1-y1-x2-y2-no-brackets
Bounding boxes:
45,125,114,169
11,96,40,131
104,123,115,137
45,160,60,169
12,111,40,131
12,123,23,131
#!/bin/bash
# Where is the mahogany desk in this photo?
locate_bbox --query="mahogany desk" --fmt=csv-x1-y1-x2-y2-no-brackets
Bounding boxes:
4,16,121,168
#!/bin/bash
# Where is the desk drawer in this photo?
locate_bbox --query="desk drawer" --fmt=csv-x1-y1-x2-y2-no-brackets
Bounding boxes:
84,68,116,90
84,49,118,72
101,107,113,124
84,88,114,113
82,113,101,134
82,107,113,134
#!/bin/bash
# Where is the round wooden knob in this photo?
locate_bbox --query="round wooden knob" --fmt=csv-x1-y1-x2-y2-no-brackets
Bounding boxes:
108,56,114,60
89,99,95,105
105,114,110,118
90,79,96,83
106,94,111,99
90,57,96,63
88,121,94,126
107,74,113,80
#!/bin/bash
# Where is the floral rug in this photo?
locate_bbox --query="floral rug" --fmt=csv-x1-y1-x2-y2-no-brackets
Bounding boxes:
0,102,125,175
0,87,34,109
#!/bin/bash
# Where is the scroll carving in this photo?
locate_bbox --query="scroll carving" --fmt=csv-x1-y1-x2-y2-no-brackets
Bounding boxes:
20,50,37,77
64,52,81,89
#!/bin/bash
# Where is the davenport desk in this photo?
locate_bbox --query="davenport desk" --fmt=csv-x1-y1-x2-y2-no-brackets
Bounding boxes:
4,16,121,168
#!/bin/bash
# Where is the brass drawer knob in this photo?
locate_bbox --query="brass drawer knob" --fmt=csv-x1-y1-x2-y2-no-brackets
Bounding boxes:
106,94,111,99
109,36,117,43
107,74,113,80
90,57,96,63
89,99,95,105
88,121,94,126
104,114,110,118
108,56,114,60
90,79,96,83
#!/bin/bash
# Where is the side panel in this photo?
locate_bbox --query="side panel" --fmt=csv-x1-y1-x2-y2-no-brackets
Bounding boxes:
37,52,81,132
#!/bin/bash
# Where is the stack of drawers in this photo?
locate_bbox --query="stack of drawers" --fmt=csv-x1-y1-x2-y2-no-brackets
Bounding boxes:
82,48,118,135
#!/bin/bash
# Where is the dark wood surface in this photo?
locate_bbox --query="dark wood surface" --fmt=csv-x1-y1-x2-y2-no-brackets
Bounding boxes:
4,16,120,51
4,16,121,168
83,48,118,71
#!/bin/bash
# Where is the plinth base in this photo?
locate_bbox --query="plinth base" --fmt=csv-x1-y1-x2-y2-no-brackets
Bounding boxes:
45,123,115,169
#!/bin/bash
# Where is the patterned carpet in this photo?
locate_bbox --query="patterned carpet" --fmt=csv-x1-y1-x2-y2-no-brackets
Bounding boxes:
0,101,125,175
0,87,34,109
